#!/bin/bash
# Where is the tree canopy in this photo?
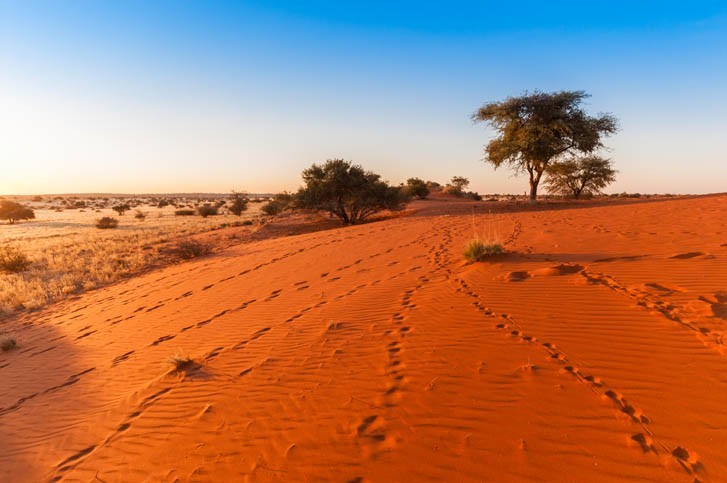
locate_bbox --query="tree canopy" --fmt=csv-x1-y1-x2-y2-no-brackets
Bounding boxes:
472,90,617,202
404,178,430,199
545,155,617,199
0,200,35,224
296,159,409,225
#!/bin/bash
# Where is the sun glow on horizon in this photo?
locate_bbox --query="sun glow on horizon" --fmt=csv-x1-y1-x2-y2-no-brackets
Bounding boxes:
2,1,726,195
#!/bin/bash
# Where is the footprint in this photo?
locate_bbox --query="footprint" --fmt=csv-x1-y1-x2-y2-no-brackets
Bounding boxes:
112,351,134,366
669,252,704,259
151,335,175,346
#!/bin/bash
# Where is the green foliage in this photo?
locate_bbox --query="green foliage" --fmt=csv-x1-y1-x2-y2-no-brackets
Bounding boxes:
0,245,31,273
545,155,617,199
405,178,430,199
443,176,470,197
464,239,504,262
262,192,294,216
95,217,119,229
450,176,470,191
296,159,410,225
473,90,618,202
197,204,219,218
227,191,249,216
0,200,35,224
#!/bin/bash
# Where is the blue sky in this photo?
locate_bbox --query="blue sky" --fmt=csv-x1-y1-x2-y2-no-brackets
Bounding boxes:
1,1,725,194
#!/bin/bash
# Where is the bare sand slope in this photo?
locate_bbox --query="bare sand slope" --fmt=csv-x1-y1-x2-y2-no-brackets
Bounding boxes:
1,195,726,482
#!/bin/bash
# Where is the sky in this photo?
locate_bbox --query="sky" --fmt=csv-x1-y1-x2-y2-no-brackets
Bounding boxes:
1,1,726,195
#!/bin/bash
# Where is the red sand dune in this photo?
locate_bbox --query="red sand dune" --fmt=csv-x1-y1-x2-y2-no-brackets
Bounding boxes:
1,195,726,482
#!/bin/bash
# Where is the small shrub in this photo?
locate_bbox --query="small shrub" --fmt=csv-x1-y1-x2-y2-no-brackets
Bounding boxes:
174,209,195,216
167,353,193,371
464,239,504,262
134,210,146,220
173,239,211,259
242,220,253,226
96,217,119,229
0,246,32,273
1,337,17,352
261,192,294,217
197,205,218,218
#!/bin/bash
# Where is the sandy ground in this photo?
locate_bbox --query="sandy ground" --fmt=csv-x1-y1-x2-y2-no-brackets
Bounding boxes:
1,195,725,482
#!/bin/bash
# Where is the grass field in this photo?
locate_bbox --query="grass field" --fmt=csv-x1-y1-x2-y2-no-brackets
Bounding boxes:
0,197,263,318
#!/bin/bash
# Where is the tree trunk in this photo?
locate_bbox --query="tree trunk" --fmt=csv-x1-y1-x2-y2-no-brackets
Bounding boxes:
528,175,539,204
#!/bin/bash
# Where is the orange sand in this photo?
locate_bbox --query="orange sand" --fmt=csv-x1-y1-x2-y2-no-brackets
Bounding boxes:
1,195,726,482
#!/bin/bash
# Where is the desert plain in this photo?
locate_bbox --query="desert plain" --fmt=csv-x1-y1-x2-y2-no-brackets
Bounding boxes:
1,194,726,482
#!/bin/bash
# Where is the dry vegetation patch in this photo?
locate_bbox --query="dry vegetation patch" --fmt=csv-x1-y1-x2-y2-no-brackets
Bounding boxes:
0,198,262,318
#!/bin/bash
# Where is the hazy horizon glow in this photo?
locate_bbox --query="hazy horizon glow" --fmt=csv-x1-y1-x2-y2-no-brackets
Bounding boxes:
1,1,726,195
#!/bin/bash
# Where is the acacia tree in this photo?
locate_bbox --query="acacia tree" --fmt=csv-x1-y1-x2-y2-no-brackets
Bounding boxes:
545,155,617,199
296,159,409,225
112,204,130,216
0,200,35,224
472,90,617,203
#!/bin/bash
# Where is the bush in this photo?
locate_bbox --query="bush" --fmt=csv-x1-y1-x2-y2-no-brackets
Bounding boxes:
261,192,294,217
96,217,119,229
197,205,218,218
134,210,146,220
0,200,35,224
405,178,430,199
0,246,31,273
174,209,196,216
227,191,249,216
1,337,17,352
464,239,504,262
173,239,211,259
296,159,409,225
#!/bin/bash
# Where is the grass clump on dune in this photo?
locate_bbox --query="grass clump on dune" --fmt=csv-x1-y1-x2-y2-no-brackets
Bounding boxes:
464,238,504,263
173,239,211,259
1,336,17,352
167,353,194,372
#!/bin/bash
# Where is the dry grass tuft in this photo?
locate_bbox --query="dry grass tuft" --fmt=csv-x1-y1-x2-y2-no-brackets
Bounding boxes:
173,239,212,259
167,353,194,372
464,238,504,262
1,336,17,352
95,217,119,229
0,246,31,273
